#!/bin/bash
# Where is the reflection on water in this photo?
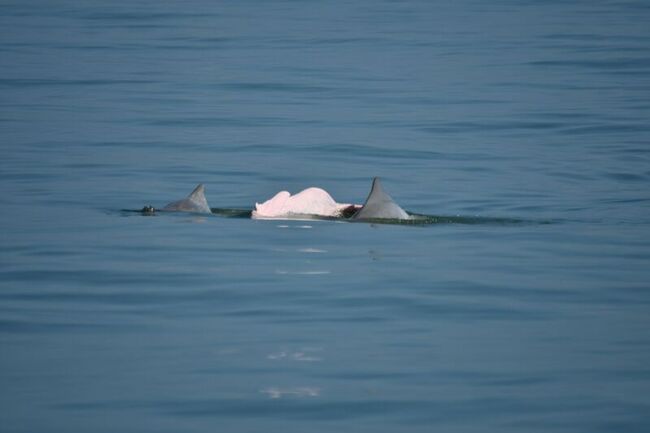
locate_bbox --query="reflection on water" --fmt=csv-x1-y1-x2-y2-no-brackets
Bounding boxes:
260,387,321,399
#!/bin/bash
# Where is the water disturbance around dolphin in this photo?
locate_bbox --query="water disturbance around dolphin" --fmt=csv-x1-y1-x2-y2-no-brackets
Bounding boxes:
128,178,545,226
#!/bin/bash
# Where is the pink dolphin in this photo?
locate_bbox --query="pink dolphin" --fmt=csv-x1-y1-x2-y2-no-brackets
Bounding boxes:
252,187,360,219
251,178,410,220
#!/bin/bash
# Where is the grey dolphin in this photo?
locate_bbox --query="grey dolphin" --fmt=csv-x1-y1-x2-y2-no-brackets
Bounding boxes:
352,177,410,220
162,184,211,213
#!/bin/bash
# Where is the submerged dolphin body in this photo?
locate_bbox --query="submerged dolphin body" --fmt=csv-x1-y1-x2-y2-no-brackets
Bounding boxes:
135,179,531,225
352,177,410,220
161,184,211,213
142,178,410,220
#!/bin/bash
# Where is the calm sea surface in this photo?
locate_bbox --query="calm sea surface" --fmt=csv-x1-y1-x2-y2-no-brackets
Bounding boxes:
2,1,650,432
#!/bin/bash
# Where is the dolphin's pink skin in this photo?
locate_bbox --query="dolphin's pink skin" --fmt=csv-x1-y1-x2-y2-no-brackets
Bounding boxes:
252,187,359,219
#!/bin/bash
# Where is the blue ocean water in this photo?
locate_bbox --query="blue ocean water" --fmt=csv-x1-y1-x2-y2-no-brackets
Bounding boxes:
1,0,650,431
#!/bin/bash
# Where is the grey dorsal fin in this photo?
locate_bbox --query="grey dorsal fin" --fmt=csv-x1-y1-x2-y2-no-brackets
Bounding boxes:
186,183,210,212
162,183,211,213
188,184,206,201
352,177,410,220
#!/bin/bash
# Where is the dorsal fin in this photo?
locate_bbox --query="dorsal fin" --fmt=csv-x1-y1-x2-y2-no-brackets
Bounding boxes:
162,184,211,213
186,183,210,212
188,184,206,201
352,177,409,220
